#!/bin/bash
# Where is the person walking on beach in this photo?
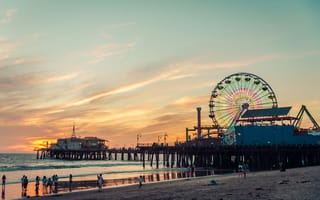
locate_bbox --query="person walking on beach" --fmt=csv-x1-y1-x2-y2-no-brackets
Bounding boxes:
35,176,40,192
35,176,40,196
47,177,52,193
42,176,47,194
138,176,143,188
97,174,103,192
1,175,6,190
69,174,73,191
21,175,25,190
23,176,28,191
42,176,47,187
53,174,59,192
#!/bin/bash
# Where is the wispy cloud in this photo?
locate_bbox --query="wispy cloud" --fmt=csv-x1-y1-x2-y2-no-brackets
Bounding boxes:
0,9,17,24
5,9,16,17
88,42,136,64
64,69,178,107
165,73,197,81
0,38,18,62
0,43,16,53
0,72,79,89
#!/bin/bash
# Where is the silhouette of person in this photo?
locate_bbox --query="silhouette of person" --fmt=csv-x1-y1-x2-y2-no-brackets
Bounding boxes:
1,175,5,190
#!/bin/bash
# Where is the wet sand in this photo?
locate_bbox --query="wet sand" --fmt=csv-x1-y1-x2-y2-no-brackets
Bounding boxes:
30,166,320,200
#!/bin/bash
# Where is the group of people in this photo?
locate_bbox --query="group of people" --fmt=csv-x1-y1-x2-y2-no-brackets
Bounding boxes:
19,174,60,195
1,173,144,198
40,174,59,193
21,175,29,191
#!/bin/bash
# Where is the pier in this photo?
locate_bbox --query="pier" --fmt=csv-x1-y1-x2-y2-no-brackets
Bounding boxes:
36,141,320,171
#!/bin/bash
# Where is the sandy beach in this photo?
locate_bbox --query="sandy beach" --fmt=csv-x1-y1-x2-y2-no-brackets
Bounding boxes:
29,166,320,200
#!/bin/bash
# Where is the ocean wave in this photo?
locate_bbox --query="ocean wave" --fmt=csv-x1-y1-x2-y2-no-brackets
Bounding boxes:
0,162,142,172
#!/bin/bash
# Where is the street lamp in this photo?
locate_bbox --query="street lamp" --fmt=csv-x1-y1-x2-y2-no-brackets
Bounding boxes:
164,133,168,145
136,133,142,146
158,136,162,144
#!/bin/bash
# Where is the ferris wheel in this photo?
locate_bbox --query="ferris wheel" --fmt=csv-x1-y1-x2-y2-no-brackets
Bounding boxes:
209,72,278,130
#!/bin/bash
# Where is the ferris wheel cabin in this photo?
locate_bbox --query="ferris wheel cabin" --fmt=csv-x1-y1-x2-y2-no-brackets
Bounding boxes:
235,106,320,145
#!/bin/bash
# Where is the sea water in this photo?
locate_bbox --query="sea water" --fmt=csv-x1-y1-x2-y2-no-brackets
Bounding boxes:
0,153,205,199
0,153,151,184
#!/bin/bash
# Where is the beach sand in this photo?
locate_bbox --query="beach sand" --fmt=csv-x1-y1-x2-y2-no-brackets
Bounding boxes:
30,165,320,200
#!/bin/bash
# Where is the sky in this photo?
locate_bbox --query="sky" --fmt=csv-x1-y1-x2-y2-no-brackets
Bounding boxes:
0,0,319,152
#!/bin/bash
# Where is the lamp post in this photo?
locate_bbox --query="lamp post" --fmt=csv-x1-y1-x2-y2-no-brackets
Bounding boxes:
158,136,162,144
136,133,142,146
164,133,168,146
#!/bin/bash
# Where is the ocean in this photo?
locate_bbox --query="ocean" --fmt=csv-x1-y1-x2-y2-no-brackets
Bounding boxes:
0,153,212,199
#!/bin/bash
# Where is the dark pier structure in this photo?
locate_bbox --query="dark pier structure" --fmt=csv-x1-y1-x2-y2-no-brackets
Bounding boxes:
137,142,320,171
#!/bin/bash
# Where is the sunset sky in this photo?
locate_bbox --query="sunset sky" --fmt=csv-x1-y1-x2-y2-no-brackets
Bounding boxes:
0,0,319,152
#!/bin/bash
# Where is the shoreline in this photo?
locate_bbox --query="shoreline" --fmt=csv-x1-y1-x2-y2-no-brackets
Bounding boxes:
4,169,211,200
29,166,320,200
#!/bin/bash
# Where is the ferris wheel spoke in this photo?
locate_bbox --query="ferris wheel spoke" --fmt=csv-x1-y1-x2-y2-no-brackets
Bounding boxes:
252,87,270,101
218,110,239,122
213,90,232,103
228,81,239,94
219,115,234,127
214,108,235,113
214,100,233,105
216,111,234,121
213,105,233,108
255,92,272,102
219,87,234,100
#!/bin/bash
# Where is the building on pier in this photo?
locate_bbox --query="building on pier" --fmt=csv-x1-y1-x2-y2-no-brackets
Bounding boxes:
36,124,108,160
235,105,320,145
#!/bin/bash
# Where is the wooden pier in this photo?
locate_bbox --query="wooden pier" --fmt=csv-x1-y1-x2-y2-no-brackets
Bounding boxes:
36,140,320,171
